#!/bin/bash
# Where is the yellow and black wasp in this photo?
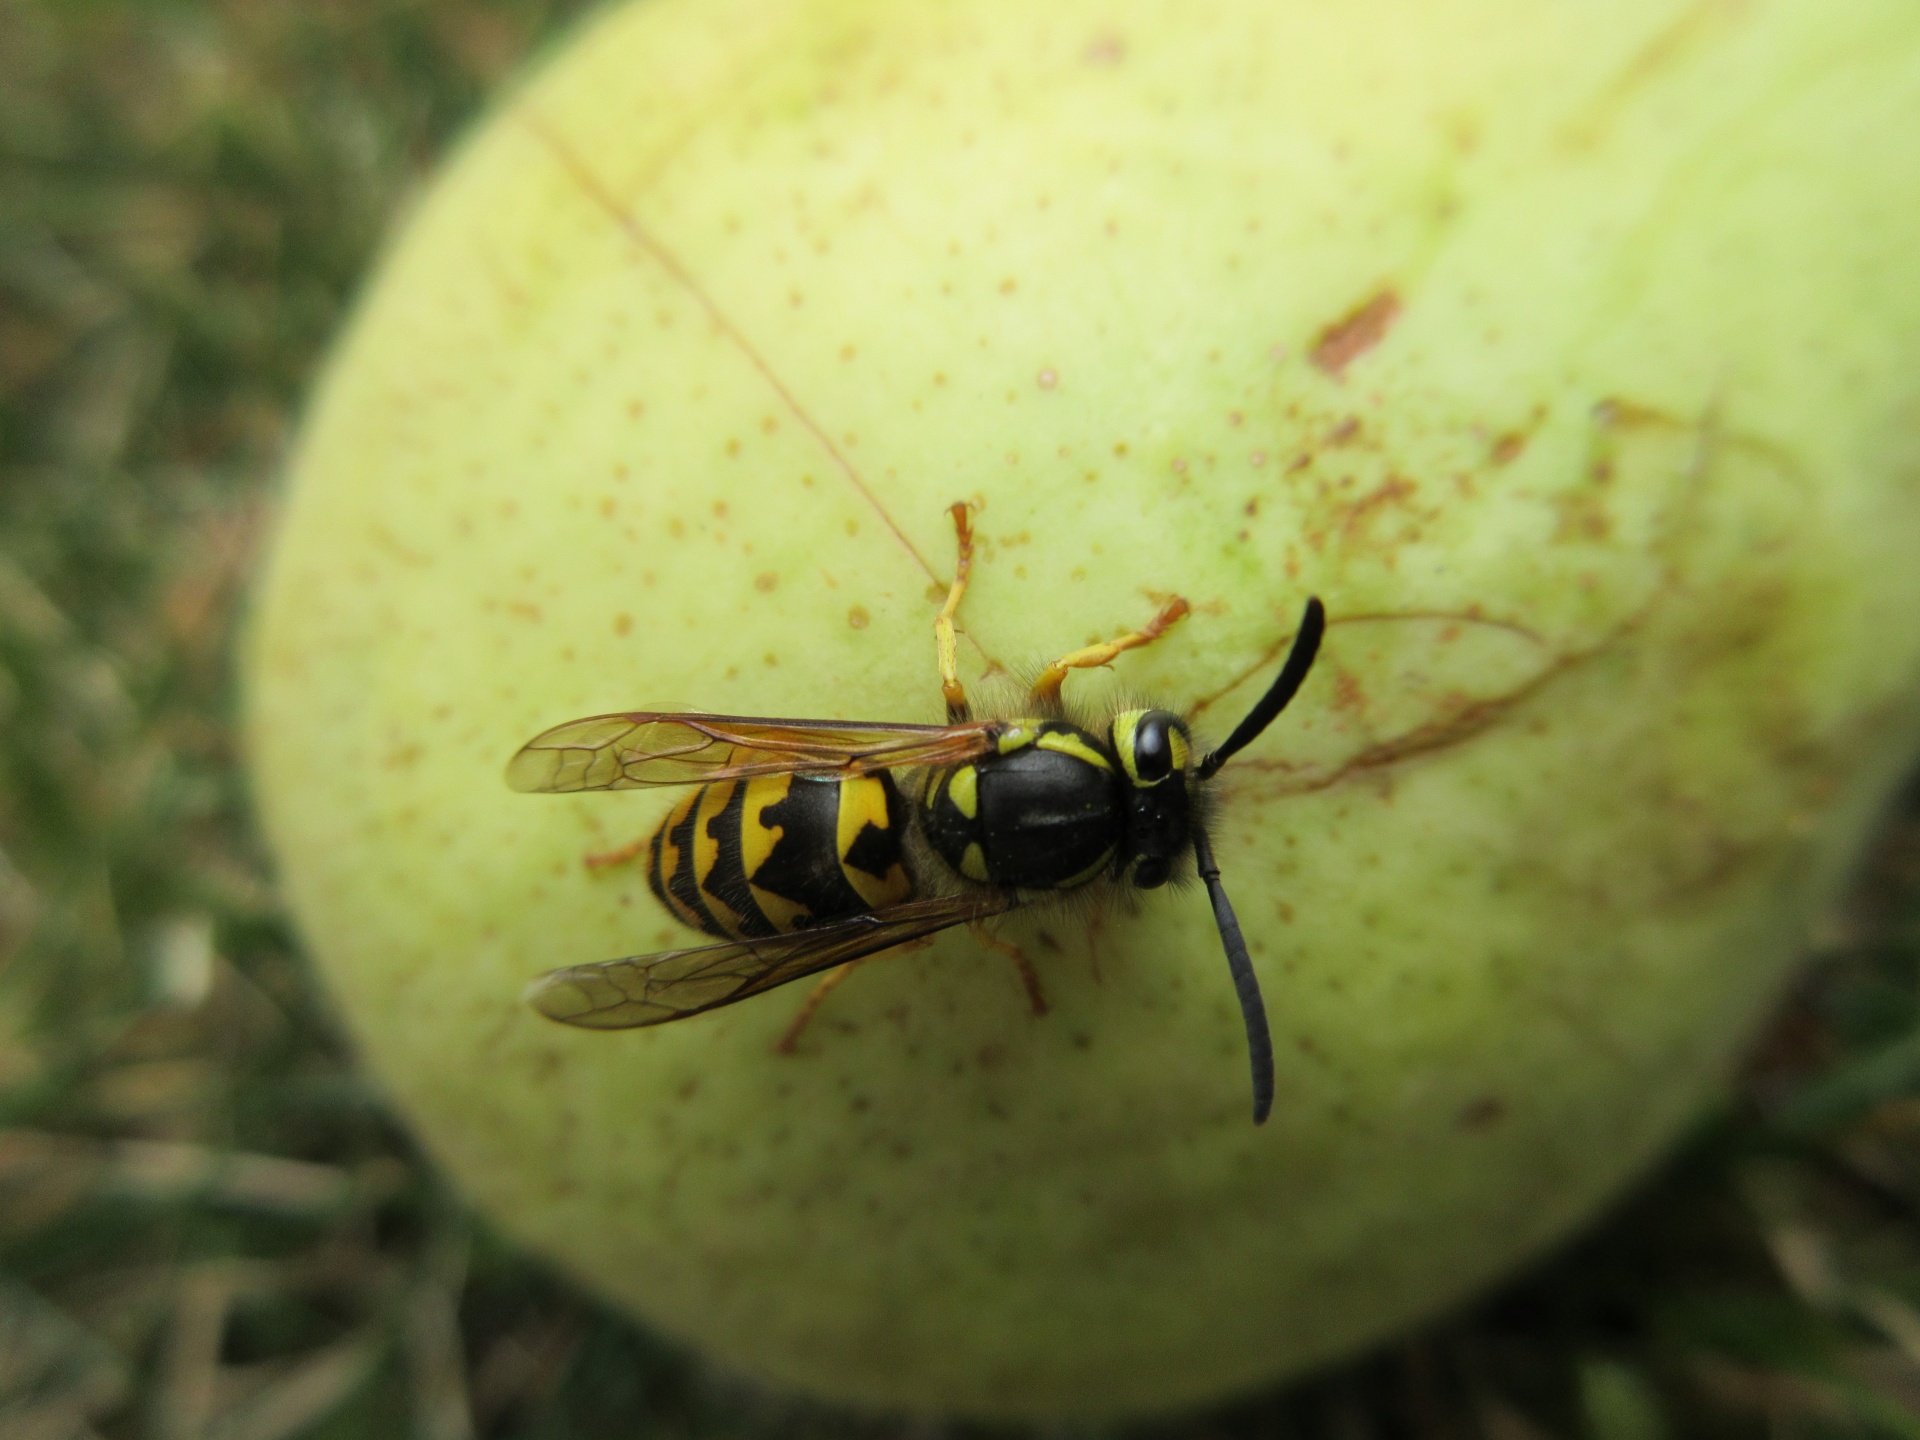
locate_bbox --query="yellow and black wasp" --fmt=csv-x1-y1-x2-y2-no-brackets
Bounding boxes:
506,504,1325,1123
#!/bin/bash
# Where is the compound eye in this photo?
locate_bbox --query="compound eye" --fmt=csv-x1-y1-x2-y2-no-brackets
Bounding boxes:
1132,855,1172,889
1131,715,1173,784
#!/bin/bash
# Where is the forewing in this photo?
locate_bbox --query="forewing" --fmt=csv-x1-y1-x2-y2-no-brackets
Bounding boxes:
506,711,996,792
525,891,1025,1029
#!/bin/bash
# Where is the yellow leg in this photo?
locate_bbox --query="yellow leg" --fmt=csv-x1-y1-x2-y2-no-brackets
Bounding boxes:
935,501,976,722
970,924,1049,1016
583,836,648,872
1029,595,1192,707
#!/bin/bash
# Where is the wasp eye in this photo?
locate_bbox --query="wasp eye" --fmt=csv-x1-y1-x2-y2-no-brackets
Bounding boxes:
1132,855,1172,889
1131,715,1173,784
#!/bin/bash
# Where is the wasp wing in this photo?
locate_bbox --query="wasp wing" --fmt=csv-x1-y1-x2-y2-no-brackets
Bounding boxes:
525,891,1026,1029
505,710,998,792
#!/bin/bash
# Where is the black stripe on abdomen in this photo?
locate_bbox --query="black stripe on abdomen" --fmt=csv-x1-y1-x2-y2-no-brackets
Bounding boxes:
748,775,893,933
647,789,726,936
746,776,866,931
648,774,915,941
695,779,780,939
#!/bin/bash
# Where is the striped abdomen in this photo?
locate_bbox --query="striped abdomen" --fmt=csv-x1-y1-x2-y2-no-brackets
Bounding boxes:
647,773,914,940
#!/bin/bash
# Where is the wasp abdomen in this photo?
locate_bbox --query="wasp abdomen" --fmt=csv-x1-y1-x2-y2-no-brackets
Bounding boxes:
647,773,913,941
923,721,1122,891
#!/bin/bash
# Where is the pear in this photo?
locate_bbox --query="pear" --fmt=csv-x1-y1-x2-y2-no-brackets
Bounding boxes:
246,0,1920,1418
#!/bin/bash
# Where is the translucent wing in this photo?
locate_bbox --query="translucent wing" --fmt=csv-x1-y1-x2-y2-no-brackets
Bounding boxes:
525,891,1026,1029
505,710,999,792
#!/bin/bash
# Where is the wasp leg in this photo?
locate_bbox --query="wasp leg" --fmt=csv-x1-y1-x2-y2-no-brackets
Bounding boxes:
934,500,976,722
1084,913,1106,987
774,961,861,1054
970,923,1049,1016
582,836,649,872
1030,595,1192,707
774,936,939,1054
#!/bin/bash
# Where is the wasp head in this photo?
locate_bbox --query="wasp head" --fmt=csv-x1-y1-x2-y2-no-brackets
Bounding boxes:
1109,707,1195,889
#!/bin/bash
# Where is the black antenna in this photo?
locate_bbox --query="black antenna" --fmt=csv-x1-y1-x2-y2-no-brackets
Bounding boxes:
1191,596,1325,1121
1192,826,1274,1124
1196,597,1325,781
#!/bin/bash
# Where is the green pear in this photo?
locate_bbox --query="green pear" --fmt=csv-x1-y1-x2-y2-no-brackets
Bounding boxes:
245,0,1920,1418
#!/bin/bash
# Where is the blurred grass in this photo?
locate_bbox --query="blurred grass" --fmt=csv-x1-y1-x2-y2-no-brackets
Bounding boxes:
2,1,1920,1436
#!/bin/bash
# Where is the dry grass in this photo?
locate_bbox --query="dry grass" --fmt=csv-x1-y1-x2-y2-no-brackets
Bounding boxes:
3,1,1920,1435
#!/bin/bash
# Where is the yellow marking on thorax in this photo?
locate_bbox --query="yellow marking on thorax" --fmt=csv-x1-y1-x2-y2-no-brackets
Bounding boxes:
960,842,991,882
652,790,707,931
1056,845,1116,890
945,765,979,819
692,781,753,935
996,723,1036,754
739,774,811,933
836,775,912,909
1036,729,1112,771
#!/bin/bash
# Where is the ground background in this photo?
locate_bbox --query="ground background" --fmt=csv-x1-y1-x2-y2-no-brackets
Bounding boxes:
3,2,1920,1436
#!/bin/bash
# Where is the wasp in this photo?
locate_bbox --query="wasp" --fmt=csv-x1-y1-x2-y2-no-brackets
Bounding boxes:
507,504,1325,1123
